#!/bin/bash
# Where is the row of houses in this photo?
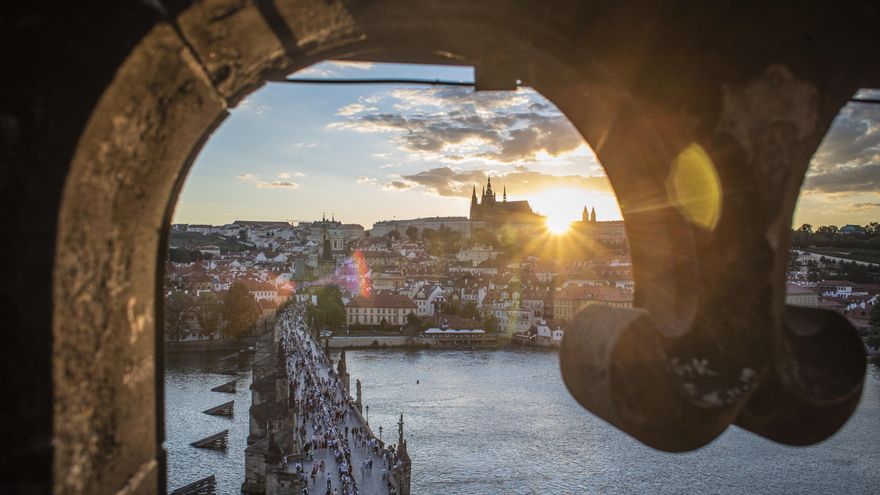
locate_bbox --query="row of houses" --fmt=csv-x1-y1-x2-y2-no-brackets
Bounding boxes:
786,280,880,332
339,281,633,337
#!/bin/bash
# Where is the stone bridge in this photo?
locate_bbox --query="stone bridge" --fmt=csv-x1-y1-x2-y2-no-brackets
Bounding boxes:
242,305,411,495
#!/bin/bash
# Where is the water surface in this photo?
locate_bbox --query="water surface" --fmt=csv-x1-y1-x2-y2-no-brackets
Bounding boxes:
166,347,880,494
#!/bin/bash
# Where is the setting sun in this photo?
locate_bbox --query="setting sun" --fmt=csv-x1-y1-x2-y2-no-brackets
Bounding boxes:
527,186,622,236
546,215,571,234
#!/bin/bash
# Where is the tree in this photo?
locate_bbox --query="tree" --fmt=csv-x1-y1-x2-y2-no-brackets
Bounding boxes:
869,303,880,331
168,248,209,262
842,263,871,284
308,284,346,331
319,285,346,329
441,299,462,316
165,291,195,342
461,301,480,320
483,314,500,334
406,311,420,327
379,318,392,333
223,282,260,339
406,225,419,242
798,224,814,235
193,292,223,339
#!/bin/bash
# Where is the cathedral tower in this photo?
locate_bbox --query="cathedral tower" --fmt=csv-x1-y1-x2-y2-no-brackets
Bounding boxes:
470,185,478,219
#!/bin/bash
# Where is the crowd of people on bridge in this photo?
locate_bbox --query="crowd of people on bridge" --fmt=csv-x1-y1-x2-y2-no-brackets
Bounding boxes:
277,308,404,495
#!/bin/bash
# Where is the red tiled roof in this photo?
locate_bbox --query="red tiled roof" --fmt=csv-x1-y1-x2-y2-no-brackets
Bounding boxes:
818,280,855,286
554,285,633,303
240,279,277,291
346,294,416,309
785,284,817,295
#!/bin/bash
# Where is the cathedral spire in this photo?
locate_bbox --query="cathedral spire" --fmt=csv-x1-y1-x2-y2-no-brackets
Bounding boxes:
503,185,507,202
590,207,597,223
582,206,589,223
470,185,479,220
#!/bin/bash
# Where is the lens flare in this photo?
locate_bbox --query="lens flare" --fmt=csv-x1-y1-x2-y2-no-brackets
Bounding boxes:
351,249,372,297
667,143,722,231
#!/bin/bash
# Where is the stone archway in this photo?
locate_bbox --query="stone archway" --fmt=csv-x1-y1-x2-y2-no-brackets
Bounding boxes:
48,2,878,494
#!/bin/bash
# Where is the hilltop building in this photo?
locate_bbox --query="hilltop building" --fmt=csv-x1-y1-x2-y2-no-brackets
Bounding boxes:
572,205,627,245
371,216,479,239
469,177,543,225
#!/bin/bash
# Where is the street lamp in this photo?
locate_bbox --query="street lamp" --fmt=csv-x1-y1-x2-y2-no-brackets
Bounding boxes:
365,405,369,425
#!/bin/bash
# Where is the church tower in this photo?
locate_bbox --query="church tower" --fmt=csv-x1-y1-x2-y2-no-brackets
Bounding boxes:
590,207,597,223
503,185,507,202
322,228,332,259
484,176,496,205
582,206,589,223
470,185,479,220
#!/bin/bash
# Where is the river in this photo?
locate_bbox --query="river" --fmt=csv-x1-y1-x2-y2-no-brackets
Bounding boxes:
166,348,880,494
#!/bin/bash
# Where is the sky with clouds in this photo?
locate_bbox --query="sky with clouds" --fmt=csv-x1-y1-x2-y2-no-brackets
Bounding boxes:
173,62,878,229
794,89,880,227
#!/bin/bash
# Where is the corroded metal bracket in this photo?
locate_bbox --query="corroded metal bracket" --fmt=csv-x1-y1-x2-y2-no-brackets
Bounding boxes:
561,304,865,451
556,63,868,452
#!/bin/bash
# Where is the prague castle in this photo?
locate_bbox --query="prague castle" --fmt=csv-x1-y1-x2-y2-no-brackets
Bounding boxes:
574,205,627,245
467,176,626,244
469,177,543,225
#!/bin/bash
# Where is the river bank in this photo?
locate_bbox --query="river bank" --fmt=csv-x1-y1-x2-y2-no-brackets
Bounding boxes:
164,336,258,353
327,334,509,349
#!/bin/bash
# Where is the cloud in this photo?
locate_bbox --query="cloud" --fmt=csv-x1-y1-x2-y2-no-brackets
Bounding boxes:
235,173,301,190
236,98,270,115
836,202,880,212
257,181,300,189
330,61,375,70
328,87,586,164
803,103,880,194
337,103,377,116
382,181,413,191
278,172,306,179
292,60,375,78
357,176,377,185
380,166,611,197
288,142,321,150
804,163,880,193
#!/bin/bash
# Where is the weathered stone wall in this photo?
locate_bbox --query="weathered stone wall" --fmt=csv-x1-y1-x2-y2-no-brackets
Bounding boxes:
0,1,878,494
242,441,269,494
328,335,413,348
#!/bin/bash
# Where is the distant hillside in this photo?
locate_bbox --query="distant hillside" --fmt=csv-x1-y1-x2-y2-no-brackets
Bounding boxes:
169,232,249,252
